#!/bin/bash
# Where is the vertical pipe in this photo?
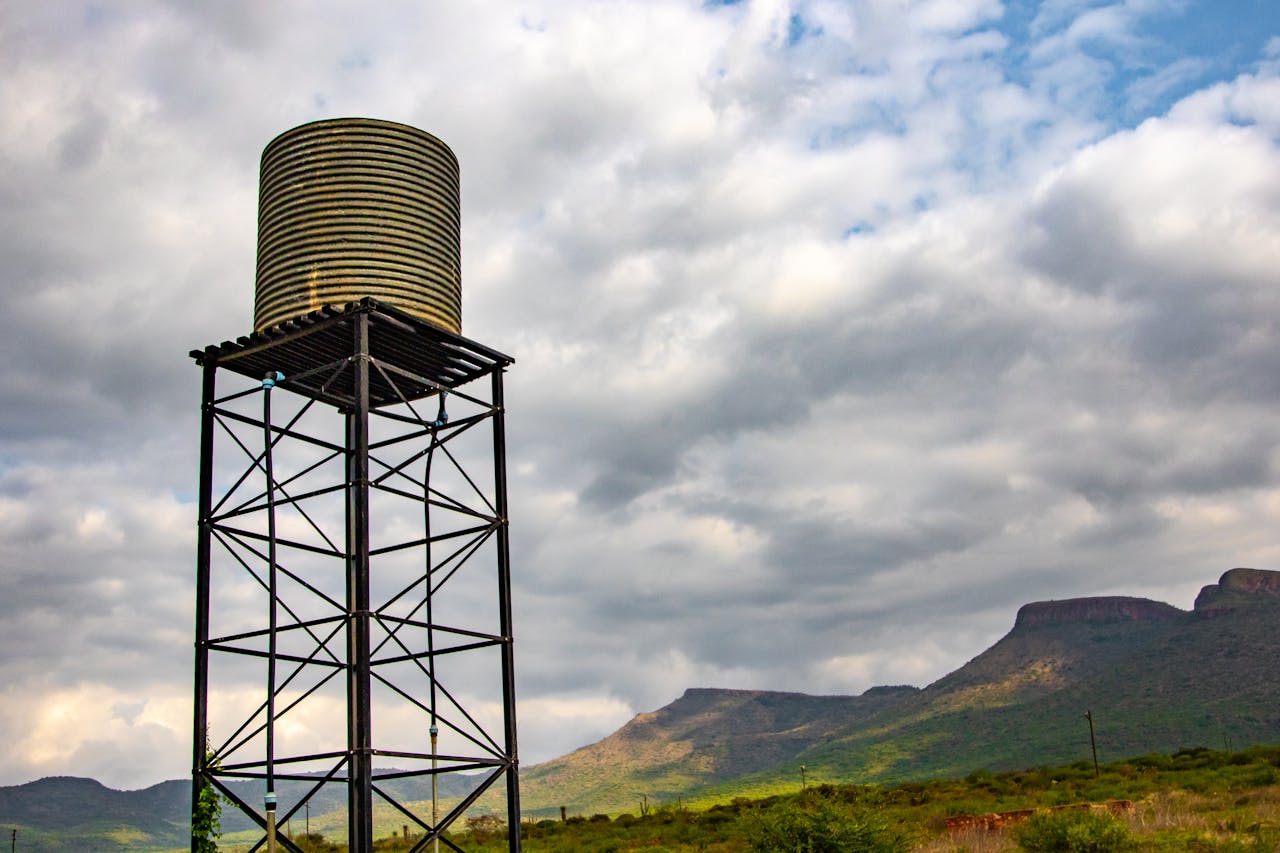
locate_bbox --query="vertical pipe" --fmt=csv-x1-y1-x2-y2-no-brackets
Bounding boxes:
347,313,374,852
191,360,216,852
423,419,440,853
491,369,522,851
263,377,279,853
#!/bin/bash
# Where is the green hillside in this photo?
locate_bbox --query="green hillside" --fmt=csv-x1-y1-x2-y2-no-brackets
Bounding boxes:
516,685,921,816
517,568,1280,816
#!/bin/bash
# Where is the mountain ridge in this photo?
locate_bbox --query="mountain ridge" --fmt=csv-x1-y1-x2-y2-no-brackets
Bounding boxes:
517,567,1280,815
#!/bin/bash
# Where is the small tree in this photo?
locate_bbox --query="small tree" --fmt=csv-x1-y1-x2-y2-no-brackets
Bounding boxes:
464,813,506,844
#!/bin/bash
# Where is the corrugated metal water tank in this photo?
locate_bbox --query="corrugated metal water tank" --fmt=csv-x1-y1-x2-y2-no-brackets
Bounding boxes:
254,118,462,334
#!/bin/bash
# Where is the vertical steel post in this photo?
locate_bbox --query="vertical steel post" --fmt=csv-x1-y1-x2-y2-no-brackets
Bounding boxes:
492,369,522,851
424,415,441,853
347,314,374,852
191,360,216,851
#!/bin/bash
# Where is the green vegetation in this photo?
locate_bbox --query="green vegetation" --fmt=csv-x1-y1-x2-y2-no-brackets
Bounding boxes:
1013,811,1137,853
200,744,1280,852
742,792,913,853
5,744,1278,850
191,780,222,853
192,748,226,852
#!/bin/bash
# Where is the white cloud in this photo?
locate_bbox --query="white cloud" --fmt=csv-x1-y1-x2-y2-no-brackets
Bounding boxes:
2,683,189,790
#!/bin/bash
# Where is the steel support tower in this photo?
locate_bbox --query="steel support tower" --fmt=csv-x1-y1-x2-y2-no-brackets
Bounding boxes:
191,298,520,852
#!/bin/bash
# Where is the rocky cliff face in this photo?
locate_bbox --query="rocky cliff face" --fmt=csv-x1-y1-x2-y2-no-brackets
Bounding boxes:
1193,567,1280,613
1013,595,1184,628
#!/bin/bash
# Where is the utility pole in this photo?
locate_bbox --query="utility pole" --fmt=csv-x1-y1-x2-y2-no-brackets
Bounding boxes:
12,827,16,853
800,765,807,790
1084,710,1099,778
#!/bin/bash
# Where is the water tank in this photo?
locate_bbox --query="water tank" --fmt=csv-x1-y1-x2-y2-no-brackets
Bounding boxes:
254,118,462,333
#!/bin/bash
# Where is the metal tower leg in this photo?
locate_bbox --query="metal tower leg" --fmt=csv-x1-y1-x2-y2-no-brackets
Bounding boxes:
493,370,522,851
348,313,374,851
191,360,216,852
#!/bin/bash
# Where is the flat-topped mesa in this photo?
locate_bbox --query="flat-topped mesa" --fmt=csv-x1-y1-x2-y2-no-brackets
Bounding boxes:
1014,596,1184,629
1194,568,1280,613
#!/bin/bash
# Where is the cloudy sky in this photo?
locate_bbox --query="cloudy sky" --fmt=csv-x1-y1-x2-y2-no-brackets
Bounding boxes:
1,0,1278,791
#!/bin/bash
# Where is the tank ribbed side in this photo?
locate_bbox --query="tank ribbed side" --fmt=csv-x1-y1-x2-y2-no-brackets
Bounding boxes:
254,118,461,333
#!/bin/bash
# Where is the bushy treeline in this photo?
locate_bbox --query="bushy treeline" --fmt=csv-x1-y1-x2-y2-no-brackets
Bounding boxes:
420,789,915,853
286,744,1280,852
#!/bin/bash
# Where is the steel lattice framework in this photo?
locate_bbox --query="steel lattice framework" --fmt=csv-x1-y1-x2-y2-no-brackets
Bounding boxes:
190,299,520,852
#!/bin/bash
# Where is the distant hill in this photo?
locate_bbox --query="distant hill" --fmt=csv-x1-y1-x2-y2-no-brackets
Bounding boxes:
0,776,189,851
518,567,1280,816
517,684,920,815
0,772,480,852
4,567,1278,847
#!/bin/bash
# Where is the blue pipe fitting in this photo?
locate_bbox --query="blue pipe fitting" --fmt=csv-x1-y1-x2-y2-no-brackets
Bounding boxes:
432,391,449,428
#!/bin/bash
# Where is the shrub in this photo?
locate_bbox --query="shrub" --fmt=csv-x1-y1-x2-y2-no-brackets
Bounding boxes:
1129,753,1172,770
697,809,736,827
1013,810,1137,853
302,833,344,852
743,792,910,853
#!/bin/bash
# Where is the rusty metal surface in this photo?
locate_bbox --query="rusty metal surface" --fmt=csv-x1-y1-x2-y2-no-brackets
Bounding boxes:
254,118,462,334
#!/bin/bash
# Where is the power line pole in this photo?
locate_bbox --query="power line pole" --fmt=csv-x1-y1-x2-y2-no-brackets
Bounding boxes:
1084,710,1099,778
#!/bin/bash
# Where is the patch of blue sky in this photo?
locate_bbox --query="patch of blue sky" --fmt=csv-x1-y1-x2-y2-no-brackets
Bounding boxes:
945,129,1028,183
998,0,1279,129
787,13,823,47
808,105,910,150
